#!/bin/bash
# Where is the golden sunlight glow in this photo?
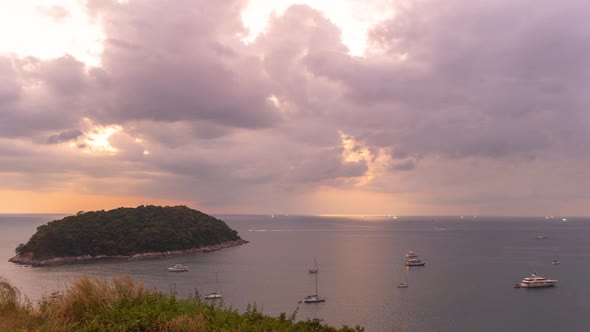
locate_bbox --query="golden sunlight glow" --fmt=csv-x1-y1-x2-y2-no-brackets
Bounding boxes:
0,190,191,214
0,0,104,66
83,124,122,153
242,0,396,56
268,95,281,108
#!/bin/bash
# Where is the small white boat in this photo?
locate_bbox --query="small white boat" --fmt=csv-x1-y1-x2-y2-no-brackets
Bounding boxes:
519,273,557,288
397,283,408,288
168,264,189,272
205,273,223,300
303,294,325,303
535,232,547,240
405,250,419,259
552,260,560,265
204,292,222,299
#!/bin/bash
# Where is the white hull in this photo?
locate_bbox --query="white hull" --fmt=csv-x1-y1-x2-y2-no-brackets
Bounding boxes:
168,264,189,272
520,282,556,288
303,295,325,303
205,293,223,299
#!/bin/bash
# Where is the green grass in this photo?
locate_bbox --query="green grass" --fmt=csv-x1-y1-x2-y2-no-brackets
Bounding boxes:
0,275,364,332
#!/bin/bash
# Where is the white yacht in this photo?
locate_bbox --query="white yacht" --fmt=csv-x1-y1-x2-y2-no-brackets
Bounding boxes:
405,250,419,259
535,233,547,240
519,273,557,288
168,264,189,272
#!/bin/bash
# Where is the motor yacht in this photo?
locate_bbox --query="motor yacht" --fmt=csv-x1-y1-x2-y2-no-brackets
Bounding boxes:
405,258,425,267
519,273,557,288
168,264,189,272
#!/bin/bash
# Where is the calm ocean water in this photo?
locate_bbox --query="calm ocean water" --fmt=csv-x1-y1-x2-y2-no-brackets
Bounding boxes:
1,214,590,331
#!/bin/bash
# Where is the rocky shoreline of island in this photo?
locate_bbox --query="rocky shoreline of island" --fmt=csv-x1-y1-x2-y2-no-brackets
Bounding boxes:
9,239,249,267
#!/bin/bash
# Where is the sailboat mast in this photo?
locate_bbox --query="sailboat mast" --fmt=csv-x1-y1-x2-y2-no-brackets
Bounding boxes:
315,270,318,295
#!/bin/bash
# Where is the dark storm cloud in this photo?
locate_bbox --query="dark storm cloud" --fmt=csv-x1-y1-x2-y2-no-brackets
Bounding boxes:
302,0,590,162
0,57,21,105
38,55,88,95
85,0,278,128
47,129,83,144
391,160,415,172
255,5,349,117
286,147,368,183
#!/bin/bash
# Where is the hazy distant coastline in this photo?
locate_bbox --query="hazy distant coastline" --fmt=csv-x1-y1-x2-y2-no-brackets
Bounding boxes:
9,239,248,267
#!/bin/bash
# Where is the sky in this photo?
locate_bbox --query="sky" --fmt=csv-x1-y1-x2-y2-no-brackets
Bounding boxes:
0,0,589,216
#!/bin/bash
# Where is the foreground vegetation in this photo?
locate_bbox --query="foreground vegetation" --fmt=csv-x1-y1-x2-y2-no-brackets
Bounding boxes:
14,205,243,261
0,275,363,332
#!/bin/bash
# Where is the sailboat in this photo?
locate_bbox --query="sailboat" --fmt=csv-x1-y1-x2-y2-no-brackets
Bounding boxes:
308,258,319,274
204,273,223,300
302,265,325,303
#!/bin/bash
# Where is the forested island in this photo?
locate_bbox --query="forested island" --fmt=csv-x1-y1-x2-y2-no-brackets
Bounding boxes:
9,205,248,266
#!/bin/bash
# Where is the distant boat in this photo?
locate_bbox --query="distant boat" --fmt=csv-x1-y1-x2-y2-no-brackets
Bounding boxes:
405,251,425,267
519,273,557,288
552,259,560,265
168,264,189,272
535,233,547,240
205,273,223,299
405,258,425,267
309,258,319,274
48,290,61,299
302,263,325,303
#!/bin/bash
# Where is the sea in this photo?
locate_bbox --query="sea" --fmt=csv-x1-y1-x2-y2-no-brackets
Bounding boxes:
1,214,590,331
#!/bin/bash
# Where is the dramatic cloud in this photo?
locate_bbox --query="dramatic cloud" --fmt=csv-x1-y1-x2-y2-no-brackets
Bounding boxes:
47,129,83,144
1,0,589,215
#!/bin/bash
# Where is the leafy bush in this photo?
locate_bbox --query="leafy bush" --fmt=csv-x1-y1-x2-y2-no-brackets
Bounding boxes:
0,275,364,332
